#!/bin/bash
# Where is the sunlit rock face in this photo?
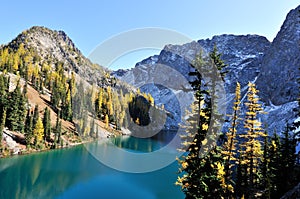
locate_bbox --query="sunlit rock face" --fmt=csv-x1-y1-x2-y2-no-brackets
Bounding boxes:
114,6,300,134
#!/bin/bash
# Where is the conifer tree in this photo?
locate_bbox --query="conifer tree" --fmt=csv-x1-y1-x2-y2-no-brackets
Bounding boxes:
24,110,33,146
268,132,282,198
89,119,95,137
176,51,216,198
0,109,6,146
33,117,44,146
106,86,113,117
32,105,39,128
222,82,241,197
6,81,26,132
95,87,103,118
209,44,227,80
105,114,109,128
279,123,296,195
62,88,72,121
112,92,122,129
43,107,51,141
55,111,62,146
238,82,266,197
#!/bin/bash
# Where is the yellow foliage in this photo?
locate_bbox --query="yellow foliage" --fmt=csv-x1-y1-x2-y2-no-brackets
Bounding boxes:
105,114,109,128
201,139,207,146
135,118,140,125
34,117,44,143
216,162,225,175
181,161,188,169
202,123,209,131
271,140,277,150
66,89,71,104
13,53,19,71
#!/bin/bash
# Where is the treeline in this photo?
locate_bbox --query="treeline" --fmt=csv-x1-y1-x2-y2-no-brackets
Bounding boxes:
176,47,300,199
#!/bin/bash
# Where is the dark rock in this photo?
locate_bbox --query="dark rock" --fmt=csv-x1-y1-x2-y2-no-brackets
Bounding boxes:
256,5,300,105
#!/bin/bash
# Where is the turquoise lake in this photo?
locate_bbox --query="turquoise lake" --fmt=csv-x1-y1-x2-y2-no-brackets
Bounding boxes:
0,136,185,199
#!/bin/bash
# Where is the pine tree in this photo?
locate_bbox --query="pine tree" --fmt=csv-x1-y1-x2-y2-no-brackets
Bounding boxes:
0,109,7,146
24,110,33,146
6,81,26,132
261,136,270,199
32,105,39,128
209,44,227,80
89,119,95,137
268,132,282,198
62,88,72,121
176,51,216,198
279,123,296,195
55,112,62,146
43,107,51,141
238,82,266,197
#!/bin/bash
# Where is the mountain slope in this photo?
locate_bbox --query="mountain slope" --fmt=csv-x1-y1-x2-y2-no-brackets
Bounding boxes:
7,26,109,86
114,5,300,133
256,5,300,105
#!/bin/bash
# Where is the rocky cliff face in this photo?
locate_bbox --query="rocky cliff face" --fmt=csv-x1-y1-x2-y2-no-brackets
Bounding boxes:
114,5,300,133
256,5,300,105
7,26,108,86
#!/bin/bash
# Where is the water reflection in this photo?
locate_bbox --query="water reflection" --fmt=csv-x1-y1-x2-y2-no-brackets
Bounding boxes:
0,146,103,199
0,138,184,199
111,130,178,153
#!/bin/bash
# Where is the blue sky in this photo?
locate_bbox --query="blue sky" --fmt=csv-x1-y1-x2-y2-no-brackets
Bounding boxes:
1,1,299,69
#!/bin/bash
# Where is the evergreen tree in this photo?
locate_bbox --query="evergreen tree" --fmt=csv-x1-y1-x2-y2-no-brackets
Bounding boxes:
209,44,227,80
176,51,216,198
6,81,26,132
89,118,95,137
279,123,296,196
43,107,51,141
55,112,62,146
62,88,72,121
268,132,282,198
32,105,39,128
51,79,60,109
0,109,7,146
24,110,33,146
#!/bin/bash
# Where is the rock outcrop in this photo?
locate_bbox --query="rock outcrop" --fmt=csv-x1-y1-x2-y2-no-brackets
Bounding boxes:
256,5,300,105
114,5,300,133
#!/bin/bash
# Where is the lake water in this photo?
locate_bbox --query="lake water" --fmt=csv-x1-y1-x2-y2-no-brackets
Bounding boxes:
0,136,184,199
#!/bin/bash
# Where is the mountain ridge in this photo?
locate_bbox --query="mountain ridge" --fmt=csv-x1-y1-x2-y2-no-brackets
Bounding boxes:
114,5,300,133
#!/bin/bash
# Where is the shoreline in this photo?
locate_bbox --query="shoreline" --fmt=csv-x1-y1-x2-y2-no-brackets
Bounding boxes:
0,137,96,159
0,126,128,159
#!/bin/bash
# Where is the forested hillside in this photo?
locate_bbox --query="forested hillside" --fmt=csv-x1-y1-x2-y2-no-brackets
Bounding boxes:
0,26,157,156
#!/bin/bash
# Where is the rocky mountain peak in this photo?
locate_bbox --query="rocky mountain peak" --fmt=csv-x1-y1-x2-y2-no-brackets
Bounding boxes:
5,26,113,86
9,26,84,68
256,5,300,105
114,5,300,133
